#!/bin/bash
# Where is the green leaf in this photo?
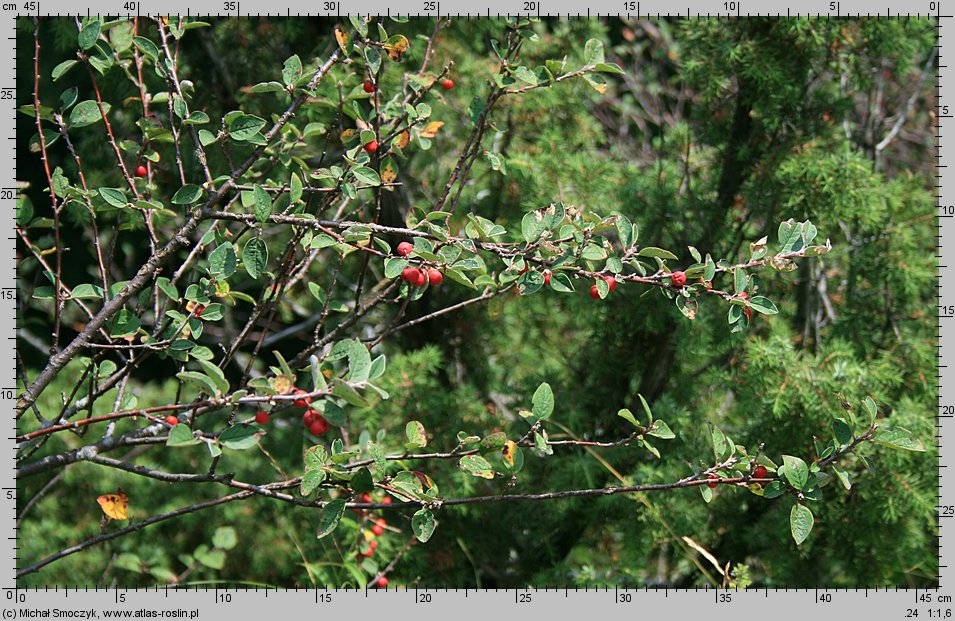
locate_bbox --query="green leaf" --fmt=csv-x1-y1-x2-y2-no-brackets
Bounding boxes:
78,20,101,50
584,38,605,65
412,509,436,542
71,283,104,300
637,394,653,426
195,360,229,395
874,427,926,452
778,220,806,253
594,62,625,74
458,455,495,479
133,36,159,63
790,503,814,545
242,237,268,280
832,464,851,490
171,184,203,205
252,184,272,223
637,247,678,260
166,424,199,446
177,371,218,397
748,296,778,315
301,445,328,495
648,420,675,439
289,173,303,203
347,340,372,383
405,420,427,448
782,454,809,490
832,417,853,447
862,397,878,424
351,467,374,494
69,100,110,128
734,268,747,294
316,499,347,539
282,54,302,87
52,60,78,81
351,166,381,186
229,114,267,141
98,188,128,207
208,243,237,278
368,442,387,472
531,382,554,420
617,408,640,428
219,425,261,450
212,526,237,550
709,423,729,460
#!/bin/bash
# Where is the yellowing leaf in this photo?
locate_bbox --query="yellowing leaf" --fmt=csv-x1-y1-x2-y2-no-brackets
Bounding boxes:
501,440,518,467
419,121,444,139
384,35,410,61
97,488,129,521
270,374,292,394
334,26,352,54
339,128,358,145
394,130,411,149
381,159,398,187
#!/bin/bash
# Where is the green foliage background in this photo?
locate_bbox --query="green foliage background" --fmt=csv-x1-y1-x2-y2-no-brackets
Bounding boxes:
16,16,938,588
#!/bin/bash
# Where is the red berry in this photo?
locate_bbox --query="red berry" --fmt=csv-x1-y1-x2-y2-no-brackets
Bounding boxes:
376,518,387,527
589,284,600,300
603,275,617,292
371,524,384,536
255,411,270,425
441,79,454,90
670,271,687,287
165,415,179,427
745,308,753,321
361,493,372,503
738,291,748,298
309,416,329,436
376,577,388,588
362,540,378,557
413,269,427,287
194,304,205,317
134,164,148,178
706,474,719,489
303,410,316,426
363,80,375,94
364,140,378,154
400,266,420,283
293,389,311,408
428,269,443,286
543,270,551,285
753,465,769,479
397,241,414,256
381,496,393,505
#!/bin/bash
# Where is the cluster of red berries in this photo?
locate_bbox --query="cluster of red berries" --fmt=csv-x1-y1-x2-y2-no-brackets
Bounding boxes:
354,492,394,587
396,241,442,287
291,389,330,436
589,275,617,300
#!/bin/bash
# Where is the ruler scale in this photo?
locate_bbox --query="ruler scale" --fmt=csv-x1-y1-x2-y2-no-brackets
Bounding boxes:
6,2,949,619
